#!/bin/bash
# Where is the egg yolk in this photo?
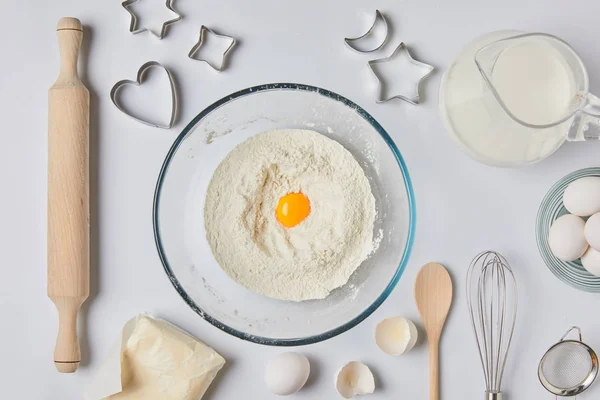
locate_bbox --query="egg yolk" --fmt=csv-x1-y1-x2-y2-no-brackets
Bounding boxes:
276,192,311,228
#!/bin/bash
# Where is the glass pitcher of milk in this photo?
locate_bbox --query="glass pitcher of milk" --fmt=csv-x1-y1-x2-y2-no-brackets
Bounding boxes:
439,32,600,167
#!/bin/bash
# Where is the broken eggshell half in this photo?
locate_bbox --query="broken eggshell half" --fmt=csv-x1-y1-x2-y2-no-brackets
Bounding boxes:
335,361,375,398
375,317,418,355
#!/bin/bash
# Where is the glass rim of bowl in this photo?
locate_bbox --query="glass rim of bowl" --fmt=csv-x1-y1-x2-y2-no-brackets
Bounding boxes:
152,83,417,345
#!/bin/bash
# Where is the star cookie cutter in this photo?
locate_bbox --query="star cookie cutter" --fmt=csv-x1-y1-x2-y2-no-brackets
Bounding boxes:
188,26,237,71
110,61,178,129
344,10,389,53
122,0,182,39
368,42,434,105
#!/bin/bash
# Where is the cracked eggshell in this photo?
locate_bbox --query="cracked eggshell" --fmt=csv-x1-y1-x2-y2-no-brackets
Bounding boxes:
335,361,375,399
375,317,418,355
264,352,310,396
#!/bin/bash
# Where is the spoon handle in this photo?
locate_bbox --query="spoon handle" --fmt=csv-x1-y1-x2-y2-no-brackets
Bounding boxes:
429,336,440,400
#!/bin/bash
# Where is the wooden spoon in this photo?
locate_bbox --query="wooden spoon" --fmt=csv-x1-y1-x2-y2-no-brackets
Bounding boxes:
414,263,453,400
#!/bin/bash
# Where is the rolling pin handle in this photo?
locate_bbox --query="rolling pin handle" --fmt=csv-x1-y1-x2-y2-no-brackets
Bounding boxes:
53,298,81,373
56,17,83,78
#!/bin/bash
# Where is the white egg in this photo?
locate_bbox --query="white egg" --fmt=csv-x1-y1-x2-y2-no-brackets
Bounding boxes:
335,361,375,399
548,214,588,261
375,317,418,355
581,247,600,277
585,213,600,251
563,177,600,217
264,352,310,396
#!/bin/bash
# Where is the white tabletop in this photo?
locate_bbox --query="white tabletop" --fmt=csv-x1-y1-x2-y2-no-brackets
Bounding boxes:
3,0,600,399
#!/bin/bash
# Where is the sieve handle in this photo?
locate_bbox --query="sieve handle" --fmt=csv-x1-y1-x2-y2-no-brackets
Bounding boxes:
560,326,582,342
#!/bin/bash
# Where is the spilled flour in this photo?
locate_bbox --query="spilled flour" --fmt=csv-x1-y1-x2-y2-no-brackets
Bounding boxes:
204,129,375,301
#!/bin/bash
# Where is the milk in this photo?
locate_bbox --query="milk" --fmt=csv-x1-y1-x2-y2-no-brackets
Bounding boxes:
439,32,572,166
490,41,577,126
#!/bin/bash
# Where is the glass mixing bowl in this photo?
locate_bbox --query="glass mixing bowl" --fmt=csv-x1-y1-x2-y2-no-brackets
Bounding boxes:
153,83,415,345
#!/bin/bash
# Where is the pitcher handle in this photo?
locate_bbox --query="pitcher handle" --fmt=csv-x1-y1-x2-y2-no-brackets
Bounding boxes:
567,93,600,141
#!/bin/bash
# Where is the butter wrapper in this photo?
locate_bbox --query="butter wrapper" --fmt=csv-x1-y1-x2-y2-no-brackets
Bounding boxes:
85,313,226,400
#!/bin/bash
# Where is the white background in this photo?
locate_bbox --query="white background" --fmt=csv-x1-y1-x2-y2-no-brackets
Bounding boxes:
2,0,600,399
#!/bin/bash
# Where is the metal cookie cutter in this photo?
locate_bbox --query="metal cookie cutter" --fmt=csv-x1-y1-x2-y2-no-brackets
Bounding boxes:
188,25,237,71
368,42,434,105
344,10,389,53
110,61,178,129
122,0,182,39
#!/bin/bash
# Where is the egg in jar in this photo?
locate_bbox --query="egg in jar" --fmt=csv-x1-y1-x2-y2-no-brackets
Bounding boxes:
581,247,600,277
563,177,600,217
584,212,600,251
548,214,588,261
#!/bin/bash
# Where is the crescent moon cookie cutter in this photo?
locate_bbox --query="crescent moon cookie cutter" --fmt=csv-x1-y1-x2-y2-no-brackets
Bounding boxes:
344,10,389,53
188,26,237,72
368,42,434,105
110,61,178,129
122,0,182,39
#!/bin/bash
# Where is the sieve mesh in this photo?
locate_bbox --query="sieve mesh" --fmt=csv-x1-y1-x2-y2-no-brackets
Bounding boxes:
541,341,594,389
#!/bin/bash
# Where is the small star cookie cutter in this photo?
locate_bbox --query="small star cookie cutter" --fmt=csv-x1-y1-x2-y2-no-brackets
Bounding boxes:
110,61,178,129
344,10,389,53
188,26,237,72
122,0,182,39
368,42,434,105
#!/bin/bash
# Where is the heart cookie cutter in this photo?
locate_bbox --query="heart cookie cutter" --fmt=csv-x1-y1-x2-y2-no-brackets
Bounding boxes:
122,0,182,39
110,61,178,129
188,26,237,71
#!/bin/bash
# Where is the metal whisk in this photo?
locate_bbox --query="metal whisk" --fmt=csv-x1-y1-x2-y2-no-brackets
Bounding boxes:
466,251,518,400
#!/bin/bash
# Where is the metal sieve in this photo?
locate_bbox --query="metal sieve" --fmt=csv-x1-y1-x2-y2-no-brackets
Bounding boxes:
538,327,598,398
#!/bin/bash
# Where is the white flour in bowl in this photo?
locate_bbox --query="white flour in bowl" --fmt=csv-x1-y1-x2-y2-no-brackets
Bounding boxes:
204,129,375,301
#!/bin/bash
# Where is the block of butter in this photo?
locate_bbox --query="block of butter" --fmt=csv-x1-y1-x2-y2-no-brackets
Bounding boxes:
85,314,226,400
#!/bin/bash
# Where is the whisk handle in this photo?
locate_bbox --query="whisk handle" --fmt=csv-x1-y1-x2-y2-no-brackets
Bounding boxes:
486,392,502,400
429,338,440,400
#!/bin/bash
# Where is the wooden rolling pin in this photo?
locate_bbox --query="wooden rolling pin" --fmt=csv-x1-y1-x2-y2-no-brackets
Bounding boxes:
47,17,90,374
